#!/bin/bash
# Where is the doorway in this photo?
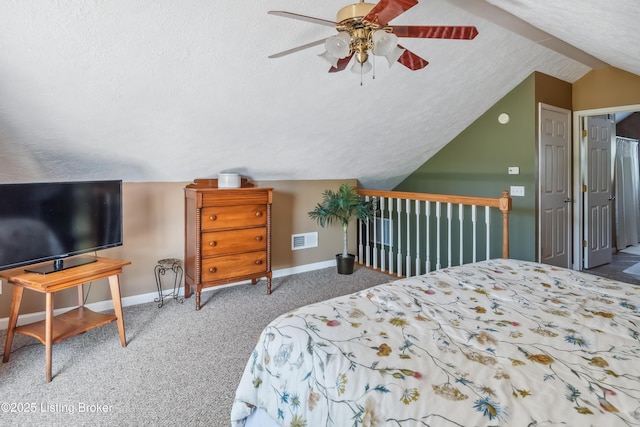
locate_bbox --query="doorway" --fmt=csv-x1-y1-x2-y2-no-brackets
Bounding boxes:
572,104,640,271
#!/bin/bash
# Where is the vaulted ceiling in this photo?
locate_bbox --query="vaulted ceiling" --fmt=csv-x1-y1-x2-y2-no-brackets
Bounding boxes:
0,0,638,189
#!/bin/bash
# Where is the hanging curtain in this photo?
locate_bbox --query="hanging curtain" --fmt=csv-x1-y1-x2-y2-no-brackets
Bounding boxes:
614,136,640,250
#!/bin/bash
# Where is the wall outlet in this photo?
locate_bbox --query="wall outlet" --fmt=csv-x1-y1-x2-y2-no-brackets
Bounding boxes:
510,185,525,197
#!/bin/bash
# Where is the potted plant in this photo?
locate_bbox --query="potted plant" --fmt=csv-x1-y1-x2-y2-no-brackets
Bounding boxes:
308,183,375,274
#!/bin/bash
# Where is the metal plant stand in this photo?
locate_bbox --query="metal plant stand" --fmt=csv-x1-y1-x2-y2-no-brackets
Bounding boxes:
154,258,184,308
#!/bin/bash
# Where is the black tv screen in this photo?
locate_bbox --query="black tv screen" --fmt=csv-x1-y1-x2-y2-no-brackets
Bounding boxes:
0,180,123,273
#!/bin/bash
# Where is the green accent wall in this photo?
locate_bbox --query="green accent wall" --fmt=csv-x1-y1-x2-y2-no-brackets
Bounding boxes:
394,74,538,261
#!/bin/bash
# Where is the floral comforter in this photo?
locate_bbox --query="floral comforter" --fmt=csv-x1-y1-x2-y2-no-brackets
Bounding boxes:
231,259,640,426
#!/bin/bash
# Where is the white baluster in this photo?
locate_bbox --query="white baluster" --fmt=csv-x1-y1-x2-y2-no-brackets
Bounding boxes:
472,205,477,263
447,202,452,268
371,202,378,269
405,199,411,277
458,204,464,266
425,201,431,272
435,201,441,270
485,206,491,260
388,197,394,275
358,197,364,265
415,200,421,276
378,197,384,272
366,196,372,267
396,198,402,277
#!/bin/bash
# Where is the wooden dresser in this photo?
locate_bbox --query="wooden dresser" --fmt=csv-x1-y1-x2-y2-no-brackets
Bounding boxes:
184,178,272,310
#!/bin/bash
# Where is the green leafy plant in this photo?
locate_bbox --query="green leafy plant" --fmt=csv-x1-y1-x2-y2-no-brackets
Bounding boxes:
308,183,375,258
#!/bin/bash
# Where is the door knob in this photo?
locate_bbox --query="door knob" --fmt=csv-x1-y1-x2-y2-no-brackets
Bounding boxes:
608,195,616,201
564,198,572,203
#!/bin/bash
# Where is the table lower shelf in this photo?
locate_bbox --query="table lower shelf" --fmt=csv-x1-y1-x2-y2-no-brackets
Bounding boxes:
14,307,117,345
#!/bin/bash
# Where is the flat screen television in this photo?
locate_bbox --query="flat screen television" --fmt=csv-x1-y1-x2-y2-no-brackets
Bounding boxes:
0,180,123,274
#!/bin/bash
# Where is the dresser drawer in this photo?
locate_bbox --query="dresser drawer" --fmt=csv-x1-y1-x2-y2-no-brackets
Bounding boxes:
201,251,267,282
201,205,267,230
202,227,266,257
201,189,270,206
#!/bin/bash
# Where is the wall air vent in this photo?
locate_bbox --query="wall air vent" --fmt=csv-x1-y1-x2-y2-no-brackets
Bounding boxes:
292,232,318,250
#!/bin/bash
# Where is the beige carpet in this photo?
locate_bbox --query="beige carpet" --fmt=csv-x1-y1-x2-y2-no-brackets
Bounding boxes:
0,265,392,427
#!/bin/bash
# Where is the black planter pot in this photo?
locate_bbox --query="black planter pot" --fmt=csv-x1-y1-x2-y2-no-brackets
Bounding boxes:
336,254,355,275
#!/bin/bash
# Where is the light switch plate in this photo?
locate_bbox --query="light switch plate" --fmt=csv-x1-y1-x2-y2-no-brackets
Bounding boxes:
510,185,525,197
508,166,520,175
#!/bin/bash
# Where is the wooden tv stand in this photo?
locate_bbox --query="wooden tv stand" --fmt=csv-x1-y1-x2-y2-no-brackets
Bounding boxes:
1,256,131,382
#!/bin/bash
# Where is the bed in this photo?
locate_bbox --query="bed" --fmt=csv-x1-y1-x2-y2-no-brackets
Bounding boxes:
231,258,640,426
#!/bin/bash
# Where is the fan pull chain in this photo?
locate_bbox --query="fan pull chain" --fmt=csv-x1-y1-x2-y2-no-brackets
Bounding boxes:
372,57,376,80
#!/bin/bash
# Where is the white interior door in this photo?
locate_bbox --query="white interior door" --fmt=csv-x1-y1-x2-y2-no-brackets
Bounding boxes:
538,104,571,267
583,115,614,269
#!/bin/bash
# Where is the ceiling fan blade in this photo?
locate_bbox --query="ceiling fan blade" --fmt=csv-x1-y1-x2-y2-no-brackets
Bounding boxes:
268,11,337,27
397,47,429,70
363,0,418,26
268,39,327,59
329,53,354,73
393,25,479,40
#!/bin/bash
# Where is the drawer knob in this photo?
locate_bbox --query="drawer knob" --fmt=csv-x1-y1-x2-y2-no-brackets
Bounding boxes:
255,259,263,265
255,211,262,217
209,267,217,273
209,214,217,221
209,241,217,247
255,236,263,241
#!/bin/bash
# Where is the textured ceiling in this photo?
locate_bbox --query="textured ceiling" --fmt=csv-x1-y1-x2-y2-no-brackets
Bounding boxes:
0,0,637,189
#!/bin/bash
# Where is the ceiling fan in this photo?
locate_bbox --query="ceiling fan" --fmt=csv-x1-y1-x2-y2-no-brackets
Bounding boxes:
268,0,479,74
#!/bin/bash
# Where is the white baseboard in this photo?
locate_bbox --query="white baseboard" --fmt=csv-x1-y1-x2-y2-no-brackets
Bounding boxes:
0,259,336,330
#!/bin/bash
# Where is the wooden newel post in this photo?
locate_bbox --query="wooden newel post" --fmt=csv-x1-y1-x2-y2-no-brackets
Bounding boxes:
499,190,512,259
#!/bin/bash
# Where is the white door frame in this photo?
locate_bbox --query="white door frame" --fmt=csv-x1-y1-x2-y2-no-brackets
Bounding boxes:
571,103,640,270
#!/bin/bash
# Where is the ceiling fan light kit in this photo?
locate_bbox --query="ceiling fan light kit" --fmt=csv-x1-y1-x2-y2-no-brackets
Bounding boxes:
384,45,405,67
318,50,340,68
269,0,479,81
325,31,352,59
371,30,398,56
350,59,373,74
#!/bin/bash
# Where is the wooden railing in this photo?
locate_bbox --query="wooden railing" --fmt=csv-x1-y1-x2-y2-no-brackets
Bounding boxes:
356,189,512,277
